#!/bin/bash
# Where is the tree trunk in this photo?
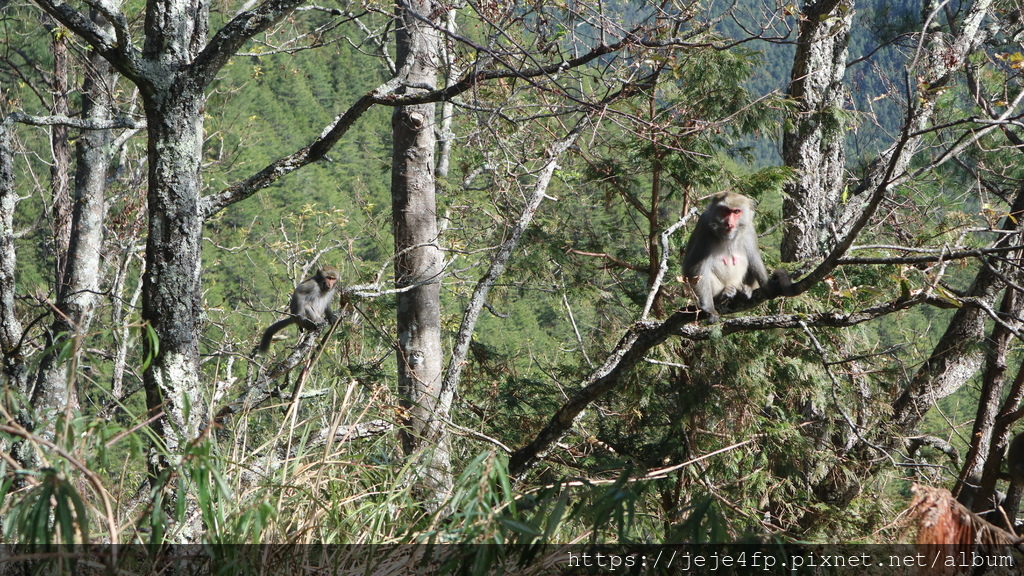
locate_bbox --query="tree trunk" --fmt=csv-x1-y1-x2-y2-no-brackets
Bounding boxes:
111,250,144,399
794,0,998,530
435,7,457,180
0,119,32,482
954,282,1023,512
866,0,999,434
140,87,208,467
391,0,451,505
66,20,116,337
32,14,118,441
47,15,73,286
0,122,28,396
29,0,322,540
780,0,852,262
890,181,1024,433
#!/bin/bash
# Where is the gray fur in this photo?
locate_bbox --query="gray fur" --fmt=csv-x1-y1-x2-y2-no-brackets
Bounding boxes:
258,267,339,353
682,193,769,322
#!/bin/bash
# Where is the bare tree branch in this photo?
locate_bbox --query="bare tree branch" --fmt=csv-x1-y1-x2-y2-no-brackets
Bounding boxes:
189,0,308,89
200,71,407,216
440,116,589,408
4,111,142,131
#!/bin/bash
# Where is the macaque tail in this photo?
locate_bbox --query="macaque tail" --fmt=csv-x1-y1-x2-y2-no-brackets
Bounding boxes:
257,318,295,354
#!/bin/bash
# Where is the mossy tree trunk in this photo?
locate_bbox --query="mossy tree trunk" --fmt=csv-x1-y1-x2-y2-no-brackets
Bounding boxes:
780,0,852,262
32,14,118,446
34,0,307,541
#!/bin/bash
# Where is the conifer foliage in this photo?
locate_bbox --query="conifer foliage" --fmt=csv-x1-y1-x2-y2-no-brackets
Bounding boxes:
2,0,1024,560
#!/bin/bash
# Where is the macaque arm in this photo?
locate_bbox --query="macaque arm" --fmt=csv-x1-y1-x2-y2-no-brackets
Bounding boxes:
682,221,721,319
289,279,322,327
743,235,770,288
692,268,721,320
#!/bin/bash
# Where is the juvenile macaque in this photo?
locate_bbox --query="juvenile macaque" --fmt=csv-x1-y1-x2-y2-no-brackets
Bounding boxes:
1009,432,1024,487
258,266,340,353
682,192,793,322
999,431,1024,534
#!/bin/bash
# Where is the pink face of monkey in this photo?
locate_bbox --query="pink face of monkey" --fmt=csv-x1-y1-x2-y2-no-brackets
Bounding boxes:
719,205,743,235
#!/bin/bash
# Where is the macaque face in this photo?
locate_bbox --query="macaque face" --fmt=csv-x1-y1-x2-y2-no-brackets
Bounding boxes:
324,276,337,289
720,204,745,236
719,205,743,234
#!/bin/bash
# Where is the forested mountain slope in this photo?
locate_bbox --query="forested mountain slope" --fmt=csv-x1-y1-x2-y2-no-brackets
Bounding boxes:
1,0,1023,562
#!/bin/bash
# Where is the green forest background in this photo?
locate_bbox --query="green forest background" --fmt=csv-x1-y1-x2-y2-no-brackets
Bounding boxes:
2,0,1016,558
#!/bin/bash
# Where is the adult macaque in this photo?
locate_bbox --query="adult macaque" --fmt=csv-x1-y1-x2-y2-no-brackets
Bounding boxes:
682,192,793,322
258,266,340,353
